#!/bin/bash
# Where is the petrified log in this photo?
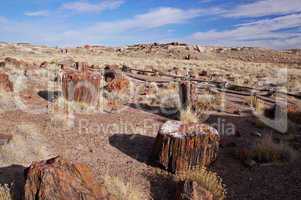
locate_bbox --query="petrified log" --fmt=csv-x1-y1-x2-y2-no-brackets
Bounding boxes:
0,72,14,92
104,64,121,82
152,121,220,173
62,68,101,105
24,156,116,200
176,180,213,200
106,77,129,92
75,61,89,72
179,81,197,110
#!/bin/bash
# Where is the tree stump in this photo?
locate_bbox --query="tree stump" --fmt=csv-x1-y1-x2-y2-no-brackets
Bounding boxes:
179,81,197,110
62,67,101,105
176,180,213,200
152,120,220,173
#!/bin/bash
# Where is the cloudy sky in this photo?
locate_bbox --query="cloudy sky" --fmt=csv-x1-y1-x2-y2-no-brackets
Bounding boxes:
0,0,300,49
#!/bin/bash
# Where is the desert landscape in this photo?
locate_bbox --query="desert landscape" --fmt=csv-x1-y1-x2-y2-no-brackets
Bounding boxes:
0,41,300,200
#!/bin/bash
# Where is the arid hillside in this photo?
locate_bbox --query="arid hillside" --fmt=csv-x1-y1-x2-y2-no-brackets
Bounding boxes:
0,42,300,200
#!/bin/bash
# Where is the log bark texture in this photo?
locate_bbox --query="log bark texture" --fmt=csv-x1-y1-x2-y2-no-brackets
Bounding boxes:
152,121,220,173
62,66,101,105
179,81,197,110
24,156,116,200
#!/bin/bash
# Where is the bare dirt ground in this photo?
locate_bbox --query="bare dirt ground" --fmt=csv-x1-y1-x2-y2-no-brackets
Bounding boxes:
0,42,300,200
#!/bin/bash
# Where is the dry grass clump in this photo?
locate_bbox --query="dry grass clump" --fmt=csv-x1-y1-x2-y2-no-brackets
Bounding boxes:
177,169,226,200
195,92,222,118
103,175,144,200
249,134,297,163
0,184,13,200
180,108,198,124
0,123,54,167
152,88,179,108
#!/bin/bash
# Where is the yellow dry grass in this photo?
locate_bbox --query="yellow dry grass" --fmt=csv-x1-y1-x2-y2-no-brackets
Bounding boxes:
177,169,226,200
103,175,144,200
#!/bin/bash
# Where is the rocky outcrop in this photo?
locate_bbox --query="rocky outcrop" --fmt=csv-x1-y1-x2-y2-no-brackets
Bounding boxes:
0,72,14,92
24,156,116,200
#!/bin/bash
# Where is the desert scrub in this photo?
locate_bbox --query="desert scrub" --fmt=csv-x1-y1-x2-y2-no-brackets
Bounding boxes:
195,92,222,118
177,169,226,200
180,108,198,124
103,175,144,200
249,134,297,163
0,184,12,200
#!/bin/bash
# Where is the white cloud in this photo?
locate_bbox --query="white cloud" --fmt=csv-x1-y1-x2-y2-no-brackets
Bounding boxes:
61,0,124,13
191,14,301,49
24,10,50,17
222,0,301,18
0,7,202,47
89,7,202,32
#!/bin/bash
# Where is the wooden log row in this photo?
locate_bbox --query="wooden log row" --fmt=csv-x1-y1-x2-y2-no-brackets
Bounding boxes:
152,121,220,174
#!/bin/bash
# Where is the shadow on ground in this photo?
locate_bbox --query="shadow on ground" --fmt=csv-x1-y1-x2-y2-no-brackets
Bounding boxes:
128,103,178,120
38,90,61,102
0,165,26,200
145,172,177,200
109,134,155,164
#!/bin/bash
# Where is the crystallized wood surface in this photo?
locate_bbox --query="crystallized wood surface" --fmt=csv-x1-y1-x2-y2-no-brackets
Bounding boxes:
152,121,220,173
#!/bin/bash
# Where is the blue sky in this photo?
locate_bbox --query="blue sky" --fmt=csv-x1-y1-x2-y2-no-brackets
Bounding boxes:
0,0,300,49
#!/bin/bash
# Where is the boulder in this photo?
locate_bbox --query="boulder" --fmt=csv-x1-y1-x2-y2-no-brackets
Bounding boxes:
24,156,116,200
0,72,14,92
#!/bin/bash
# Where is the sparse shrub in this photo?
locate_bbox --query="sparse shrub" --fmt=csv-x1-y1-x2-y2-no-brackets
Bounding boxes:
156,88,180,108
195,92,221,118
0,184,13,200
177,169,226,200
180,108,198,124
103,175,144,200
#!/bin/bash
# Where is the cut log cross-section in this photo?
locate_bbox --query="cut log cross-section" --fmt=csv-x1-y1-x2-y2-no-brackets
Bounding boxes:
152,121,220,173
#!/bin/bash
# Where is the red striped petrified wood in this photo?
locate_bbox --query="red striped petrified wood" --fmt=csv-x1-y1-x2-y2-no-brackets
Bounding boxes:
62,65,101,105
152,120,220,173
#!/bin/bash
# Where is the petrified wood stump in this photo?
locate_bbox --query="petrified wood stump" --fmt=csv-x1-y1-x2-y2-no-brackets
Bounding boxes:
176,180,213,200
179,81,197,110
0,72,14,92
62,68,101,105
152,120,220,173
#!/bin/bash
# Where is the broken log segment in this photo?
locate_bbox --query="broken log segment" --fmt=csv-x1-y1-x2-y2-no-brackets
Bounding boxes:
179,81,197,110
152,120,220,173
62,67,101,105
